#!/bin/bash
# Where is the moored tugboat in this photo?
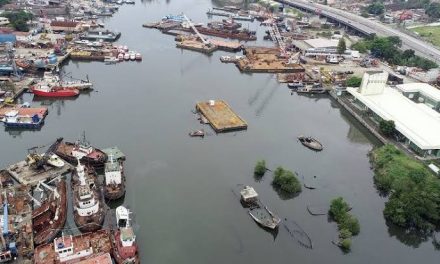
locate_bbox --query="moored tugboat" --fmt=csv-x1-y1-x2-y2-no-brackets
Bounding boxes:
54,132,108,168
104,154,126,200
72,160,105,233
111,206,140,264
32,179,68,246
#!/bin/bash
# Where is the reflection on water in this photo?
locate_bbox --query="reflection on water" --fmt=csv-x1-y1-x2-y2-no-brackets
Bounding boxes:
387,221,430,248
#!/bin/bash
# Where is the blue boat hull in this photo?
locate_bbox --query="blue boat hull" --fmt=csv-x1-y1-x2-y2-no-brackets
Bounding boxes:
3,121,44,129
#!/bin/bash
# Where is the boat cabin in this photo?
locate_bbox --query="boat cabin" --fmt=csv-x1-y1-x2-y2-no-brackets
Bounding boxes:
240,186,258,204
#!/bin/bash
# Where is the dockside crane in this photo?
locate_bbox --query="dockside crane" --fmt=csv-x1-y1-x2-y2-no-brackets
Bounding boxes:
182,14,211,46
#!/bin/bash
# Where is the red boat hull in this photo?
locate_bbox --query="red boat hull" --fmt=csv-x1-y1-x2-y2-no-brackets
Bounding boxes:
31,87,79,97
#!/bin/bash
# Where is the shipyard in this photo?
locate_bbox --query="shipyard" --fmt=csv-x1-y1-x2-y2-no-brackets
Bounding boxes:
0,0,440,263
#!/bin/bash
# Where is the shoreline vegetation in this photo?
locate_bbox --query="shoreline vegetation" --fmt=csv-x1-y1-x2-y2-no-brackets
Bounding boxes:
329,197,360,252
371,144,440,233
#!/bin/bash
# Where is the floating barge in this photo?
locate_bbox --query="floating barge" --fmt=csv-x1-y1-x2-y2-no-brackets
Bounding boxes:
196,100,247,132
236,47,305,73
176,40,218,54
5,160,73,186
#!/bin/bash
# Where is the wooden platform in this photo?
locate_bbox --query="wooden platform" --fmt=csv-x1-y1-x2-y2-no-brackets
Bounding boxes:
196,100,247,132
6,160,73,186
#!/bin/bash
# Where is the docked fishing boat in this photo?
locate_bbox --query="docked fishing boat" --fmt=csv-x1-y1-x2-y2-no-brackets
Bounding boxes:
104,56,118,64
296,84,327,94
124,53,130,60
135,53,142,61
81,29,121,42
54,133,108,168
189,129,204,137
32,179,68,246
72,160,105,233
287,81,304,89
43,72,93,91
104,154,126,200
31,82,80,97
239,186,281,230
220,55,242,63
2,110,44,129
111,206,140,264
298,136,323,151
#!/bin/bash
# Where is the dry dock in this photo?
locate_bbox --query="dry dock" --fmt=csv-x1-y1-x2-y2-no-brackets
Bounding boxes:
6,160,73,186
196,100,247,132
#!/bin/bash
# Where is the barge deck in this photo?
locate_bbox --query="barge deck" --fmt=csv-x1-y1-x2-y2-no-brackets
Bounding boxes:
6,160,73,186
196,100,247,132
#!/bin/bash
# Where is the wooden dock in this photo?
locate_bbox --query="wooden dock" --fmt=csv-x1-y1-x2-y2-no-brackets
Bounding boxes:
6,160,73,186
196,100,247,132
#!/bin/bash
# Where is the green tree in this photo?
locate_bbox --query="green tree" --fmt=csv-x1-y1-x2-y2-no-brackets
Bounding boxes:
329,197,350,221
379,120,395,137
426,2,440,19
272,166,302,194
1,11,33,32
367,2,385,15
346,76,362,87
254,160,266,176
337,38,346,54
339,229,352,239
340,238,352,251
340,215,360,235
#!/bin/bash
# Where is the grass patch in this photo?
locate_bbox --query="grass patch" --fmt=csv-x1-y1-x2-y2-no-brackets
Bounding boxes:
411,26,440,48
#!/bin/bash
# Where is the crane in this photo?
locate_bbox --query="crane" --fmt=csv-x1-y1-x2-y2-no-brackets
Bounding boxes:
182,14,211,46
26,138,62,169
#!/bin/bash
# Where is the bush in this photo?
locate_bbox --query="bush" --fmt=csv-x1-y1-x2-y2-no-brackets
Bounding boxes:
339,229,352,239
254,160,266,176
379,120,395,137
273,166,302,194
346,76,362,87
340,215,360,236
329,197,350,221
340,238,352,251
371,144,440,232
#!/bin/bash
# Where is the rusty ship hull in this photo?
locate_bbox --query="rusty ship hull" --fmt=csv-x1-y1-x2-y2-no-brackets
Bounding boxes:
54,138,108,168
72,167,106,233
32,180,68,246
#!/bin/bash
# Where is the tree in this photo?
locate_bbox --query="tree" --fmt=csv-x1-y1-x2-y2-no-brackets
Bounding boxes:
346,76,362,87
272,166,302,194
329,197,350,222
254,160,266,176
337,38,346,54
367,2,385,15
340,238,352,251
425,2,440,19
1,11,33,32
379,120,395,137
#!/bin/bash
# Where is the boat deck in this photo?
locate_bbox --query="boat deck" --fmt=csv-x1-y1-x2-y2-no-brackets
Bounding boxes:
102,146,126,161
5,160,73,186
0,106,48,118
196,100,247,132
34,230,112,264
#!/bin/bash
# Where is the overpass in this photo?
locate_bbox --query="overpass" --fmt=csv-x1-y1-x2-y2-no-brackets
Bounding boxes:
276,0,440,63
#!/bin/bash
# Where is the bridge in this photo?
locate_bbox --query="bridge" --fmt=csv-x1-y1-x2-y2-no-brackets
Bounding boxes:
276,0,440,63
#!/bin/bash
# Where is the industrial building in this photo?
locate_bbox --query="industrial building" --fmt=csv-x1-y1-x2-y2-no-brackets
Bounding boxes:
347,71,440,158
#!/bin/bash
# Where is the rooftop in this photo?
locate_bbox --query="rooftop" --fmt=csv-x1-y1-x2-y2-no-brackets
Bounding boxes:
304,38,339,49
347,87,440,150
396,82,440,102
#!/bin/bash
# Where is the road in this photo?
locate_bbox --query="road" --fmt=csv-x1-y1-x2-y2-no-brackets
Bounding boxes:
278,0,440,63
